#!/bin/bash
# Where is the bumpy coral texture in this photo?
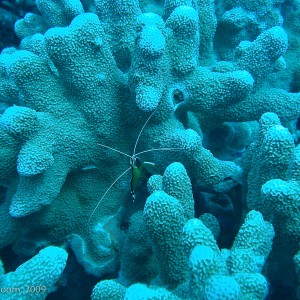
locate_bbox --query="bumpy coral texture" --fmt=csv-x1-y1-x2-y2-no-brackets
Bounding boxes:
90,163,273,299
185,210,272,300
242,112,300,284
0,0,299,298
0,246,67,300
91,280,126,300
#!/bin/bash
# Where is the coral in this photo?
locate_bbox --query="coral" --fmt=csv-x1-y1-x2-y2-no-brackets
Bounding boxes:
182,218,220,256
215,0,283,60
199,213,220,240
144,190,187,287
91,280,126,300
244,113,294,213
161,162,194,219
0,246,67,299
107,163,271,299
0,6,243,277
124,283,179,299
242,112,300,289
185,210,272,300
231,210,274,261
236,26,288,84
0,0,300,298
166,6,200,74
203,274,241,300
119,211,157,285
261,145,300,238
0,0,37,50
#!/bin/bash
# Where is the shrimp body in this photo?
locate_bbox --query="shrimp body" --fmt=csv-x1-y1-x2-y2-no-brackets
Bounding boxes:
88,103,183,222
130,156,143,195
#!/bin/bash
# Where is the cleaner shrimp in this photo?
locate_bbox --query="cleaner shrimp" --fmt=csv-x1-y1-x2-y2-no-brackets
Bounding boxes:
88,102,183,222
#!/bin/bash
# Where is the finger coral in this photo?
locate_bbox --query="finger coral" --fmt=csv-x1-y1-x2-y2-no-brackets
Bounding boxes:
0,0,299,298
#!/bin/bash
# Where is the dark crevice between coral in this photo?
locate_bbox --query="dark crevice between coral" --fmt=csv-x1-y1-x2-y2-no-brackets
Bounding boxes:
47,248,99,300
0,1,38,51
0,244,23,273
267,280,298,300
193,183,244,249
290,70,300,93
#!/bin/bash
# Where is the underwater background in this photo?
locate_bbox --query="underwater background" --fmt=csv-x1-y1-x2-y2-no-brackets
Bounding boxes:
0,0,300,299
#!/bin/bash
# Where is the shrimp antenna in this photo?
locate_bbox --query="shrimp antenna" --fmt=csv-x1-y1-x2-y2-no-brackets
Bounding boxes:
97,143,131,159
135,147,184,156
133,102,161,156
88,166,131,223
